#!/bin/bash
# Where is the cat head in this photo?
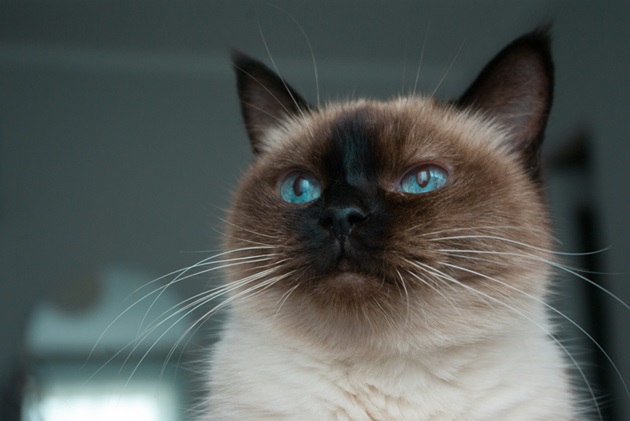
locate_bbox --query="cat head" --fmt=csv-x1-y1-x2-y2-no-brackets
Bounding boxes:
225,30,554,354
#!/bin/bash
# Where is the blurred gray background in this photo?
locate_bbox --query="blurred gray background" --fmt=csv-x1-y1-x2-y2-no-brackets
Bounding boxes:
1,0,629,420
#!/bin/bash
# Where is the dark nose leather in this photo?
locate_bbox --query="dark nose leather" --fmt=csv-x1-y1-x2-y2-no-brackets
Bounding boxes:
320,206,369,239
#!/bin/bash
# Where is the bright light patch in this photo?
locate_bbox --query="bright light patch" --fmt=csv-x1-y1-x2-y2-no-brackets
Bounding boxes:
38,394,160,421
24,376,179,421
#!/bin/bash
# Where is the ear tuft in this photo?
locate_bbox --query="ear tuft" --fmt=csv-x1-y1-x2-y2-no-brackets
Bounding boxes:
458,28,554,179
232,51,312,155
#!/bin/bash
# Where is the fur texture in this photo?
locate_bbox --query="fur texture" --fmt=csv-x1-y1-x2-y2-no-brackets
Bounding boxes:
204,30,576,420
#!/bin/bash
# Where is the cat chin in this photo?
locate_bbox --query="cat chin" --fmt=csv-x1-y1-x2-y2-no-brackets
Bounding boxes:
311,270,385,300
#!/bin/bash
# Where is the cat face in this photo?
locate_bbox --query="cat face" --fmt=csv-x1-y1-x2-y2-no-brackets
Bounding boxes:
224,31,555,353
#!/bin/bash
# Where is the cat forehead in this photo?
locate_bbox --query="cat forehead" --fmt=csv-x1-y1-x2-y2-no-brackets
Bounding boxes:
259,97,508,163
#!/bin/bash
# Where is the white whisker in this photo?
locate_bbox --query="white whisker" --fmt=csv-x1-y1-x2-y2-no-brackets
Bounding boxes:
412,22,431,98
219,217,287,241
429,39,464,99
162,269,296,378
394,269,412,322
438,249,630,311
138,258,284,339
264,3,320,107
410,259,602,421
87,249,276,363
414,225,559,242
137,254,278,333
126,266,286,387
439,259,630,405
430,234,607,257
273,281,301,323
256,21,309,122
400,264,463,318
90,256,282,383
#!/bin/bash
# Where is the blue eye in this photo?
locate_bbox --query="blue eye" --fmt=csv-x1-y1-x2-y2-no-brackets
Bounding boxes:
280,173,322,204
399,164,448,194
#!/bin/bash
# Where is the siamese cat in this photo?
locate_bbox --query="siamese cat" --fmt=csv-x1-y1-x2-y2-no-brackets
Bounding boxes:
204,30,578,420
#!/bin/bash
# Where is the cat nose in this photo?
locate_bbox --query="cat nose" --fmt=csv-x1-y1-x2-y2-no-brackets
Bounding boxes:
320,206,369,239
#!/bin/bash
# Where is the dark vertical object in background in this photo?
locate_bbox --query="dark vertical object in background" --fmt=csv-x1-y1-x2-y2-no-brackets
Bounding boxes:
0,365,25,421
548,130,614,420
577,203,614,420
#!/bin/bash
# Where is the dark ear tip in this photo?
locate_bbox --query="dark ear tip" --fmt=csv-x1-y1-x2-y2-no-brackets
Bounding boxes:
459,25,555,109
512,25,555,90
229,48,312,155
532,22,553,42
230,49,257,73
508,25,553,59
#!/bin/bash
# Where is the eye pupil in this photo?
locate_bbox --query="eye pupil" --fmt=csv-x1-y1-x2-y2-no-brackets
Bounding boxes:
399,164,448,194
280,173,321,204
293,176,306,196
416,169,430,188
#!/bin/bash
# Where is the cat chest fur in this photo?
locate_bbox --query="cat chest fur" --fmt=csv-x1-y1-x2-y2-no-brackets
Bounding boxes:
208,314,573,420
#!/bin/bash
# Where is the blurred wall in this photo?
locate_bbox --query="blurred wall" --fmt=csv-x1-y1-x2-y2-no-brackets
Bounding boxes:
1,0,629,419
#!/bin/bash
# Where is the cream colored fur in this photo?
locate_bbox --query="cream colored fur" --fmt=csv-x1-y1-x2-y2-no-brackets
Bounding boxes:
207,303,574,420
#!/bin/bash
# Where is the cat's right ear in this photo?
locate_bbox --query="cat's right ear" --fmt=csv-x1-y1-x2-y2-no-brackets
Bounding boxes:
232,51,312,155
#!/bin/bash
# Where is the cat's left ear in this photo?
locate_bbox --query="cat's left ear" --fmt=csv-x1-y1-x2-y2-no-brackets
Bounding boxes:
232,51,312,155
458,29,554,178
